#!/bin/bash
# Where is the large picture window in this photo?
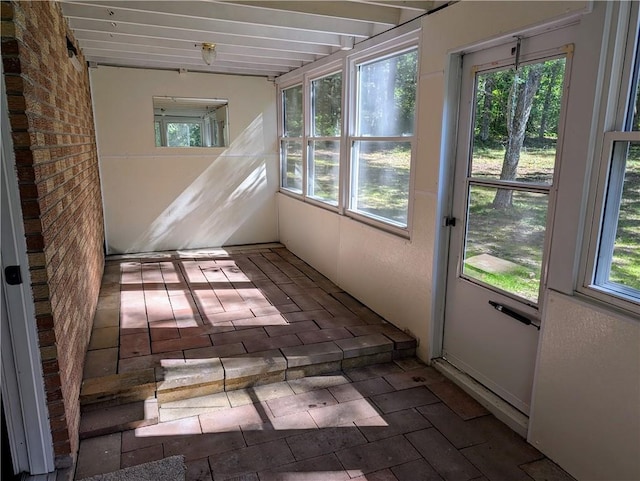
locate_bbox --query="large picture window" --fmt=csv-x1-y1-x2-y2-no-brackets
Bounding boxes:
350,48,418,228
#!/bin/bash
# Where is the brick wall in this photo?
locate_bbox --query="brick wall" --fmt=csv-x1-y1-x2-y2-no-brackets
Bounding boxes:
1,0,104,466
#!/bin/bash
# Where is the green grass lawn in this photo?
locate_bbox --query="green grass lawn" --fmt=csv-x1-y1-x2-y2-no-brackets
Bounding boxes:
463,186,548,302
467,142,640,300
610,149,640,290
302,142,411,224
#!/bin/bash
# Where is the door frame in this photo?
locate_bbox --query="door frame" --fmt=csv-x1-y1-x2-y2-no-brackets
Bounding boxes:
429,16,586,435
1,66,55,475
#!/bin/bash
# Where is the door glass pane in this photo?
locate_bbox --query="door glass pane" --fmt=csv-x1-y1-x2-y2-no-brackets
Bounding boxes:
308,140,339,205
357,49,417,137
351,140,411,226
281,140,303,193
471,58,565,185
463,185,549,304
607,141,640,292
312,73,342,137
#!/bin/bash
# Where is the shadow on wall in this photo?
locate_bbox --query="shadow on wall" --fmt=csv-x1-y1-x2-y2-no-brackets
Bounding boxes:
130,114,276,253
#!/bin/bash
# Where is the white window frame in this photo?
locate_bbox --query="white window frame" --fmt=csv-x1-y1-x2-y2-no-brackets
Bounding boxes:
580,1,640,314
277,28,420,237
346,41,419,236
155,116,204,147
279,61,345,209
279,82,305,196
307,69,344,208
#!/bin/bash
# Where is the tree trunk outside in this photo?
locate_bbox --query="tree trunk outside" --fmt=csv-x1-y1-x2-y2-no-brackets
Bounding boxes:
493,64,544,208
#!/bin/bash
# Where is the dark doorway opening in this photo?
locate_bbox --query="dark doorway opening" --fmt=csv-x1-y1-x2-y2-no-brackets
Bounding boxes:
1,399,20,481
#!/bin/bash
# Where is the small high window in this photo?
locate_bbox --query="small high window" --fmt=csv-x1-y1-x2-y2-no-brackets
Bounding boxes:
153,97,229,148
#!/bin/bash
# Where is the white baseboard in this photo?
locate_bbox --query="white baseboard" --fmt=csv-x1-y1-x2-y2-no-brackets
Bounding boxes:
431,358,529,438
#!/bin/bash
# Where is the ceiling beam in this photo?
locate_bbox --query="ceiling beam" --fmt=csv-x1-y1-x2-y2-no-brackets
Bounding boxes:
88,57,283,77
80,41,304,68
73,30,320,62
61,2,347,46
216,1,402,25
351,0,434,11
84,50,285,73
67,18,334,55
72,0,387,36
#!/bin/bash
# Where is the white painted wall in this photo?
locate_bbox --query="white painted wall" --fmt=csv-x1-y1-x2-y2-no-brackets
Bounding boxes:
280,2,640,479
531,291,640,480
91,67,277,254
279,192,435,348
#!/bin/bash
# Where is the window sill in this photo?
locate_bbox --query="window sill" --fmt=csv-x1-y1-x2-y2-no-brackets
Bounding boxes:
153,146,227,154
278,189,339,213
345,210,411,240
573,285,640,320
277,191,412,241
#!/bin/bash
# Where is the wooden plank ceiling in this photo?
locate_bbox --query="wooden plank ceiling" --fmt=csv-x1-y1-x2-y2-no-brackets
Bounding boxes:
60,1,438,78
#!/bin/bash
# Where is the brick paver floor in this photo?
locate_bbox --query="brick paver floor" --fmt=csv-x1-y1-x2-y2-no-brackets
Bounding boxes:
76,244,575,481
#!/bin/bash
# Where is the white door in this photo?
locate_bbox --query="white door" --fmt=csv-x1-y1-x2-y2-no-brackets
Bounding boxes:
443,31,572,415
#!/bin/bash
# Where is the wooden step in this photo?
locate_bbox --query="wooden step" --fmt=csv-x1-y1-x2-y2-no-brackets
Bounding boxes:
156,358,225,403
80,368,156,407
79,332,417,438
79,399,158,439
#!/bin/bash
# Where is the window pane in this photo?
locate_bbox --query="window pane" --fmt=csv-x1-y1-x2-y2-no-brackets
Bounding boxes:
630,33,640,130
155,121,161,147
153,97,228,148
308,140,339,205
281,140,303,193
283,85,303,137
471,58,566,184
357,50,418,137
351,141,411,226
631,73,640,131
312,73,342,137
463,185,549,304
167,122,201,147
601,141,640,293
